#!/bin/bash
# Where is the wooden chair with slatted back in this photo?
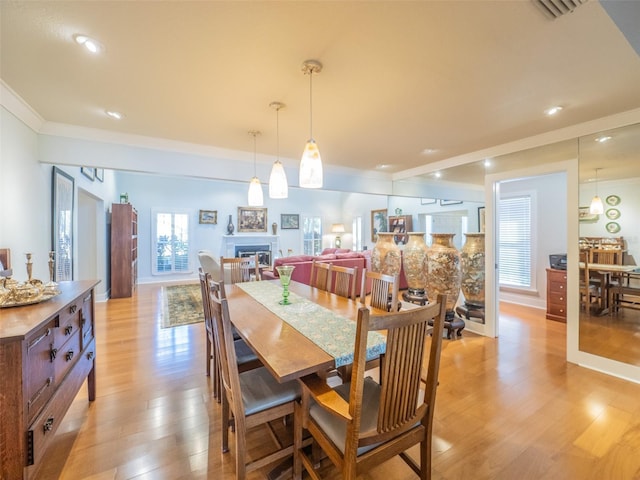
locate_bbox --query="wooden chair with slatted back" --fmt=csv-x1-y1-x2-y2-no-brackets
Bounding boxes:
579,248,599,311
360,269,399,312
330,264,359,300
293,294,447,480
220,254,260,284
310,260,332,291
209,280,301,480
198,269,219,397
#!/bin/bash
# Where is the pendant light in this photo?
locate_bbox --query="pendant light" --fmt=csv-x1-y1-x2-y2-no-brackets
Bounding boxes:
268,101,288,199
299,60,323,189
589,167,604,214
247,130,264,207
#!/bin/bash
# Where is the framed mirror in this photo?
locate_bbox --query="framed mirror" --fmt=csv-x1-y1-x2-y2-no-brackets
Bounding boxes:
52,167,74,281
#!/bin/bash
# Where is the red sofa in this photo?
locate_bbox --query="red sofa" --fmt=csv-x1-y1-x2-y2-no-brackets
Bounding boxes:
262,248,408,296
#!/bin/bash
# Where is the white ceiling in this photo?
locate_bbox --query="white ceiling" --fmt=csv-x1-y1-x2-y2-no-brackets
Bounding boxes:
2,1,640,184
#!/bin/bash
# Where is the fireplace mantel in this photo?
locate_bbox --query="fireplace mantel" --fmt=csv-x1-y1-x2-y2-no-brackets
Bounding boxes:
220,235,280,264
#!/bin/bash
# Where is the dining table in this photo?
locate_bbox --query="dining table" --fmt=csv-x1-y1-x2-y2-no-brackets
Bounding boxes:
579,262,638,313
225,280,387,383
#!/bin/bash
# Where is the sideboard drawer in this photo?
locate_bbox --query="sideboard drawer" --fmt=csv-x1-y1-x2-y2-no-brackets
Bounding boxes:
25,321,57,424
54,327,81,385
546,268,567,322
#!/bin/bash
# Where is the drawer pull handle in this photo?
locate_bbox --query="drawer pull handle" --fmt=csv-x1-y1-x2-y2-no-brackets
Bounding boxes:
69,305,77,314
65,325,73,335
43,417,55,433
87,351,94,360
28,377,52,410
50,346,58,361
65,350,74,361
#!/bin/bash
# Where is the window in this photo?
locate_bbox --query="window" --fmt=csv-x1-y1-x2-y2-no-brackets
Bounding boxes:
352,216,362,251
153,210,191,274
302,216,322,256
499,195,533,288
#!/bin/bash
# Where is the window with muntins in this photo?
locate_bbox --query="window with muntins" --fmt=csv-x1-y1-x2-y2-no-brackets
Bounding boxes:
303,216,322,256
153,210,191,274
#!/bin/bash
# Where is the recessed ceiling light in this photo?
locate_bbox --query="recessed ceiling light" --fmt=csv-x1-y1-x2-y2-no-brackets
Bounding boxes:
595,135,612,143
105,110,123,120
434,172,441,179
483,159,492,167
375,164,391,170
73,34,102,54
545,106,563,116
421,148,438,155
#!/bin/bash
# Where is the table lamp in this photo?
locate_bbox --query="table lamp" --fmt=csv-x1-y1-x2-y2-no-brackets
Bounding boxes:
331,223,345,248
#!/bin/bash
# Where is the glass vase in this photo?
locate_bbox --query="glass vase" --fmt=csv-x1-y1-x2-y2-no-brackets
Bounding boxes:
276,265,295,305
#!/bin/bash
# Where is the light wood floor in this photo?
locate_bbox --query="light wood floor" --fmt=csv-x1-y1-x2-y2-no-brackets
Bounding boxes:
36,283,640,480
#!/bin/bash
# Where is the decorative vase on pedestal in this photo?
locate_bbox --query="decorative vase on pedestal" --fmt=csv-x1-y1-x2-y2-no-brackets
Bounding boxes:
426,233,461,318
227,215,235,235
272,222,278,235
460,233,485,309
371,232,401,277
403,232,428,298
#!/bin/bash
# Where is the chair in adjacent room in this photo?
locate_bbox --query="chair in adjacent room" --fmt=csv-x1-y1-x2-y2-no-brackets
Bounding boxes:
310,260,332,291
210,280,301,480
220,254,261,284
293,295,447,480
329,264,359,300
579,248,600,311
360,269,399,312
199,272,261,402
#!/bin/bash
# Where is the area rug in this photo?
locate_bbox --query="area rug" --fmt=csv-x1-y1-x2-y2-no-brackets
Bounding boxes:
161,283,204,328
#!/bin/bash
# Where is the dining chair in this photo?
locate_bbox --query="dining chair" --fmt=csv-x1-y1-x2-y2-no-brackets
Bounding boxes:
360,269,399,312
199,272,261,402
310,260,332,291
293,295,447,480
330,264,359,300
579,249,599,311
220,254,261,284
209,280,301,480
198,250,222,281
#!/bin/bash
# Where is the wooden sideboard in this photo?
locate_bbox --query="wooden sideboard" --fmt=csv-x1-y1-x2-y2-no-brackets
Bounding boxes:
0,280,99,480
546,268,567,322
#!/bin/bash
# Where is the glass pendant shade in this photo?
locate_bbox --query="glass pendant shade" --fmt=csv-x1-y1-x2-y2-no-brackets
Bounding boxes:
299,139,323,188
248,176,263,206
589,195,604,215
269,160,288,198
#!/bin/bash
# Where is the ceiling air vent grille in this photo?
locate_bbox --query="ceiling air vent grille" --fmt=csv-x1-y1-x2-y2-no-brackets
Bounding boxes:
533,0,588,19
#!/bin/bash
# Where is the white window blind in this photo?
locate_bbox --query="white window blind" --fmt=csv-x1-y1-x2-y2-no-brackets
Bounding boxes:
499,195,532,288
153,211,190,274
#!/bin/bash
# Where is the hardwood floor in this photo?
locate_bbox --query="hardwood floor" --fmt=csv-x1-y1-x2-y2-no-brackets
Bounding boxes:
36,284,640,479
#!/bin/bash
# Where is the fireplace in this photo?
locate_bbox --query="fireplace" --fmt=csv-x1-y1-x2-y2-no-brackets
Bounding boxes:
235,244,272,267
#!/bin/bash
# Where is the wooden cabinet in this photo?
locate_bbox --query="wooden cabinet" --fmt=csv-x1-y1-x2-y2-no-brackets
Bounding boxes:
111,203,138,298
0,280,98,480
388,215,413,245
546,268,567,322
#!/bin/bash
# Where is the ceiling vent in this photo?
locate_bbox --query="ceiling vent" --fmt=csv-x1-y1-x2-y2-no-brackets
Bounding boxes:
532,0,588,19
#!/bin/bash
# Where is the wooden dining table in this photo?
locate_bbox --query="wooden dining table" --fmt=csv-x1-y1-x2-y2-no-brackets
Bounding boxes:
225,280,386,383
579,262,638,313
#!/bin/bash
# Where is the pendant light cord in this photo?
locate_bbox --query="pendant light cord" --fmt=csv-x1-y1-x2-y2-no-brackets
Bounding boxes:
308,70,313,139
276,106,280,160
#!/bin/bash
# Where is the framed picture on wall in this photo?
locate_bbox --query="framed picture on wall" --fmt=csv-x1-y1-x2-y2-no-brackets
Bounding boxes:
281,214,299,229
95,168,104,182
199,210,218,224
371,209,388,242
238,207,267,232
81,167,94,181
478,206,485,233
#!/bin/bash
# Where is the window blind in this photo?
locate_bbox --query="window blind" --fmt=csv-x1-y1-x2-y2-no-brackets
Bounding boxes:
499,196,532,288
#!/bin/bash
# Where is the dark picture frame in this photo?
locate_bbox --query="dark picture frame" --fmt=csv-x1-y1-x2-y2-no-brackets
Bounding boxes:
52,167,74,281
371,209,388,242
440,199,463,206
281,213,300,230
95,168,104,182
81,167,95,181
238,207,267,232
199,210,218,224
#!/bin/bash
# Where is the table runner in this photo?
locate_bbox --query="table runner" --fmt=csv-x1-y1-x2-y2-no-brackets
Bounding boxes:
237,281,386,368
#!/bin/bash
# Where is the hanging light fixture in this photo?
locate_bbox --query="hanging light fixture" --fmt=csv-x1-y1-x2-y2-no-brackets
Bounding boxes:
299,60,323,189
268,101,288,199
589,167,604,214
247,130,264,207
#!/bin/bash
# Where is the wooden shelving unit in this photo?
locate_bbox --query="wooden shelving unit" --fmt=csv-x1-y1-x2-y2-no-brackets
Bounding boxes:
110,203,138,298
388,215,413,245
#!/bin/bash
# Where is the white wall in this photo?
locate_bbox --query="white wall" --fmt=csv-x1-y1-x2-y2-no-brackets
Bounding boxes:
579,177,640,264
